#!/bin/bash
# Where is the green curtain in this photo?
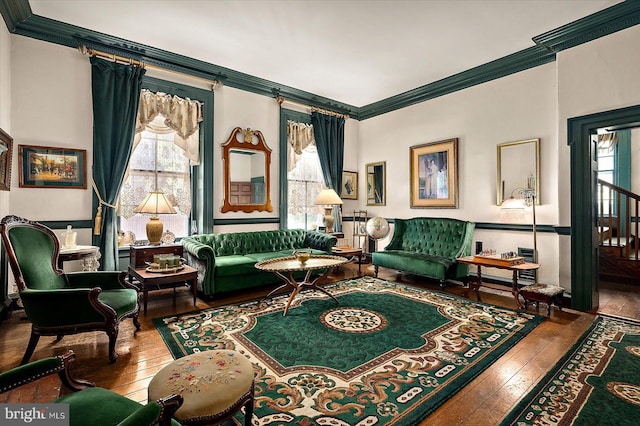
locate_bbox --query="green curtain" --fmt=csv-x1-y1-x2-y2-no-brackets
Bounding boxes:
90,57,146,270
311,111,345,232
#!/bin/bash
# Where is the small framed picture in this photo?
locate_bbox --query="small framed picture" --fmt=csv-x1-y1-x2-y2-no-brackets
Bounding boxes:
410,138,458,208
341,170,358,200
0,128,12,191
19,145,87,189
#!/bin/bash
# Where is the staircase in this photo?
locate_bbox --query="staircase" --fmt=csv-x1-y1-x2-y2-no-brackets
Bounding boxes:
598,179,640,283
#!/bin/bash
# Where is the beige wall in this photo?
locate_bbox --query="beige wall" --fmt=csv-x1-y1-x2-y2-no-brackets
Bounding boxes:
556,25,640,287
5,25,640,291
0,21,11,218
358,63,559,285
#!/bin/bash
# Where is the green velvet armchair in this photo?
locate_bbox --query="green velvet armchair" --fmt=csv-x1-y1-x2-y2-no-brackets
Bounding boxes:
0,215,141,364
0,350,183,426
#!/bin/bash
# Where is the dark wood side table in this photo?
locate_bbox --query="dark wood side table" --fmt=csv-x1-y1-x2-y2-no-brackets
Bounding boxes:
128,265,198,315
127,244,196,314
457,255,540,308
331,246,363,273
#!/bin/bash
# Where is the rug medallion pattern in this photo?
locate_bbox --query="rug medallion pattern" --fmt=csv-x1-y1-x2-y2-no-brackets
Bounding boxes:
501,315,640,425
154,277,543,425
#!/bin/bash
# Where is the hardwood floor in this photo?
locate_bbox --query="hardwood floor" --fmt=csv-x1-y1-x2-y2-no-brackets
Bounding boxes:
0,263,633,425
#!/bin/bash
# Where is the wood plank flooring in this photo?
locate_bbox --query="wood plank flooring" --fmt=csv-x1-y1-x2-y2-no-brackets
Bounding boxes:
0,263,633,425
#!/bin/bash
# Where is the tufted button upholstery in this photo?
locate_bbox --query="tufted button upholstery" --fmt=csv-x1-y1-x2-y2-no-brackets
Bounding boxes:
181,230,337,297
373,217,475,289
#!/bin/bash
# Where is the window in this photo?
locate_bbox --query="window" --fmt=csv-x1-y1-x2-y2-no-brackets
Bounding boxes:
597,140,615,215
119,118,192,238
287,144,324,230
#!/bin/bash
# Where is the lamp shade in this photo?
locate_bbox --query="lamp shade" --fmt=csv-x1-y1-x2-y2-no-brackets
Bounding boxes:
315,188,343,206
134,191,177,215
500,197,526,210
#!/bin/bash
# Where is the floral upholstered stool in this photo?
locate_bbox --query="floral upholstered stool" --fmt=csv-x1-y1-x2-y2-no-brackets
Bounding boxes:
148,350,255,425
519,283,565,316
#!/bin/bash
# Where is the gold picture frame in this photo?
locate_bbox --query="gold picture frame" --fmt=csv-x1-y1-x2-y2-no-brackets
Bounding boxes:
410,138,458,208
0,128,12,191
341,170,358,200
18,145,87,189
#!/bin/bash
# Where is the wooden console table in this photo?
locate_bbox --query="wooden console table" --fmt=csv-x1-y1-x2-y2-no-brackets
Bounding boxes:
457,256,540,308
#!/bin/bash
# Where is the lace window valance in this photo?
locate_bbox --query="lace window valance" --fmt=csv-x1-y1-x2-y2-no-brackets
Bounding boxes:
287,120,315,171
135,89,203,164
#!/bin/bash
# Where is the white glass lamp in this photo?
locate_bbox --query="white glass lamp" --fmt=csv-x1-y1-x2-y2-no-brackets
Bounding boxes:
315,188,343,233
134,191,176,245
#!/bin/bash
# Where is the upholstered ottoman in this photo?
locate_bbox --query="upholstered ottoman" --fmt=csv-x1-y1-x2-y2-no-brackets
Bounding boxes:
148,350,255,425
519,283,564,316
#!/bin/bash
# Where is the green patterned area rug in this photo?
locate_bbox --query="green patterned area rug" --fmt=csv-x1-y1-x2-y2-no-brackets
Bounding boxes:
501,314,640,425
154,277,544,425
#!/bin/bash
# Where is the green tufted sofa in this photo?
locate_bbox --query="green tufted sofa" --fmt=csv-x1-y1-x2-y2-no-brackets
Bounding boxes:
372,217,475,290
181,229,337,297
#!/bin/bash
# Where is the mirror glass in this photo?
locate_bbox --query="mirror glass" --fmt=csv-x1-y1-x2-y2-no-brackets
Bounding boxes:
228,149,266,205
366,161,386,206
497,138,540,205
221,127,273,213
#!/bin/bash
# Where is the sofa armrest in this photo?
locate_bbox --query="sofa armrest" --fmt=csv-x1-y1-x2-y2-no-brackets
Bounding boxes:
304,231,337,252
182,237,215,294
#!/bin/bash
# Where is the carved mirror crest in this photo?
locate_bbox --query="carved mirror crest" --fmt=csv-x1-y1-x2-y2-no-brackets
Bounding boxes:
221,127,273,213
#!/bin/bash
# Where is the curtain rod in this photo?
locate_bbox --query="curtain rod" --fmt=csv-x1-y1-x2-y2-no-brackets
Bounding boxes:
276,96,349,120
78,46,223,91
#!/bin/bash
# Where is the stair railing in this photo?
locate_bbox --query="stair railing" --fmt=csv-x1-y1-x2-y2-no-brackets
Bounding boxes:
598,179,640,260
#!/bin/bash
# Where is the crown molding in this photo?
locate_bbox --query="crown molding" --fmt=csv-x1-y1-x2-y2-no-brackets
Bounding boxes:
1,0,638,121
4,4,358,119
532,1,640,52
358,45,556,120
0,0,31,32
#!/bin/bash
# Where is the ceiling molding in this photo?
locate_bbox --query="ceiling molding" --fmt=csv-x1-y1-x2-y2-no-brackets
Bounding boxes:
0,0,31,32
532,1,640,52
1,0,638,122
358,45,556,120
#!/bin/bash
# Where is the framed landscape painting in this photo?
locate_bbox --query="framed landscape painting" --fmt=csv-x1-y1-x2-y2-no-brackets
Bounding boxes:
19,145,87,189
410,138,458,208
341,170,358,200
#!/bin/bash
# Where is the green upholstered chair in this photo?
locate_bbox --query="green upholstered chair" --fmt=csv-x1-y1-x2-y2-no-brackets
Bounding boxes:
0,350,183,426
0,215,141,364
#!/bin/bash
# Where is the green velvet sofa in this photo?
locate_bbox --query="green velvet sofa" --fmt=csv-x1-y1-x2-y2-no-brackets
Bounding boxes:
372,217,475,290
181,229,337,297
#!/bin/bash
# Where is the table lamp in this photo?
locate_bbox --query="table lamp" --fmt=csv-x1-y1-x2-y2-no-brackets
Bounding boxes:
134,190,176,245
315,188,343,233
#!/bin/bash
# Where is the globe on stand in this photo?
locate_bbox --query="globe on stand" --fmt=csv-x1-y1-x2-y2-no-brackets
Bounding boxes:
366,217,390,240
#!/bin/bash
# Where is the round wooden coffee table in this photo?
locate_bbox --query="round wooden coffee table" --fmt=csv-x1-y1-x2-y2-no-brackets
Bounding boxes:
255,255,349,316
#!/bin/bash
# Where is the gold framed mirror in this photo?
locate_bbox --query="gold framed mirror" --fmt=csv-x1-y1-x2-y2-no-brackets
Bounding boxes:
221,127,273,213
366,161,386,206
497,138,540,205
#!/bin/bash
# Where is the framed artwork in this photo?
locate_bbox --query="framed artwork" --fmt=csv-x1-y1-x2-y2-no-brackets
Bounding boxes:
19,145,87,189
341,170,358,200
0,128,12,191
410,138,458,208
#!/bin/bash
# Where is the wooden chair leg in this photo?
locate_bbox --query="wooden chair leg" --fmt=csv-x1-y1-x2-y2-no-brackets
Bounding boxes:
107,327,119,363
244,382,254,426
21,331,40,365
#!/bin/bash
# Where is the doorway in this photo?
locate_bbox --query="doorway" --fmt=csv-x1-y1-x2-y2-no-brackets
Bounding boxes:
568,104,640,311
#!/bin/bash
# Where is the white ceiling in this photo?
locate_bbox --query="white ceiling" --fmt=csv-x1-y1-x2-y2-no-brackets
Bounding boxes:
30,0,620,107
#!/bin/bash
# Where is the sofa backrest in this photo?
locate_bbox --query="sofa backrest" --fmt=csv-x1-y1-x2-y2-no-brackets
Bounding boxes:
387,218,475,259
200,229,308,256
